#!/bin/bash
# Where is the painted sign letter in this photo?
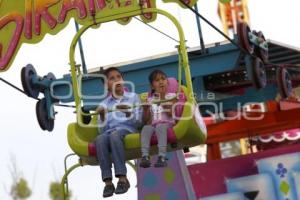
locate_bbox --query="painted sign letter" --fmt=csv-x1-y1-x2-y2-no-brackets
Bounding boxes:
58,0,87,23
0,13,24,70
34,0,59,35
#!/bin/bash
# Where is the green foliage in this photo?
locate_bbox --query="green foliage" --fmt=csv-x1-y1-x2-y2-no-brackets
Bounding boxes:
219,0,231,3
49,182,72,200
10,178,32,200
8,155,32,200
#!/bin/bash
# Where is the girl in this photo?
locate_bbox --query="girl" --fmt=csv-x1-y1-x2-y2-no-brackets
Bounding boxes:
140,69,177,168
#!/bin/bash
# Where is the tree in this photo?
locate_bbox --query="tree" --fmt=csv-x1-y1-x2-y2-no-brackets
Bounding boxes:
10,178,32,200
8,155,32,200
49,181,72,200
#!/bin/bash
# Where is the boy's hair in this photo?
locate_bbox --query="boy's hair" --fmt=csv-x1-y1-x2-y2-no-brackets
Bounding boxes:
101,67,123,83
148,69,167,85
103,67,123,78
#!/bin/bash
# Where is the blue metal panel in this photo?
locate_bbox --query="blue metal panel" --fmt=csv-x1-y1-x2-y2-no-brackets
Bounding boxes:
120,43,240,93
199,84,278,115
50,76,74,103
189,50,240,76
46,43,267,112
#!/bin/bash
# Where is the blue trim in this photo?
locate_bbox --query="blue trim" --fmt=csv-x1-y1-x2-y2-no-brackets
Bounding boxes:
32,43,279,116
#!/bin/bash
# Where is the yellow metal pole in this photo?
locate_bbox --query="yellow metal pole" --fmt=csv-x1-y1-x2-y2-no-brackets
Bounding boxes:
218,2,229,36
69,8,192,123
240,138,248,155
60,163,81,200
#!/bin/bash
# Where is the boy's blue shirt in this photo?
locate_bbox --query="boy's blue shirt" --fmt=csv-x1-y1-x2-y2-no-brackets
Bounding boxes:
98,91,142,134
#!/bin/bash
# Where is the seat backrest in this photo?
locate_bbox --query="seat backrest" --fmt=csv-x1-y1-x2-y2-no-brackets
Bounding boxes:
146,77,187,145
167,77,179,93
167,77,186,118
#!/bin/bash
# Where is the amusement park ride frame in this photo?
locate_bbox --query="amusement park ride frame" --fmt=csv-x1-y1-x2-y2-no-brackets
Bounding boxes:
58,7,207,199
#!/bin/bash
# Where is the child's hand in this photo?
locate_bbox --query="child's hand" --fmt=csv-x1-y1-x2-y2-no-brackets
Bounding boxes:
162,102,173,116
116,104,131,110
141,103,151,123
96,106,106,121
141,102,151,110
116,104,132,118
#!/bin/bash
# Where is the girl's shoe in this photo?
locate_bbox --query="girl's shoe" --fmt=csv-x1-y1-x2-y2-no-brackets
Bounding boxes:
139,156,151,168
154,156,168,167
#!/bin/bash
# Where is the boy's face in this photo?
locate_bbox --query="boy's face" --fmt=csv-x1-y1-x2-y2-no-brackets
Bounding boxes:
106,70,124,93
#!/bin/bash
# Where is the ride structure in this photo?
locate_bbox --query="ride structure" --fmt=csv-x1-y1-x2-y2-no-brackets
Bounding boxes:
2,0,208,198
218,0,250,35
55,5,208,200
66,7,207,163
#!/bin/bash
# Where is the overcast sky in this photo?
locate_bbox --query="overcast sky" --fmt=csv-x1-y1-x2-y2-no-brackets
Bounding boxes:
0,0,300,199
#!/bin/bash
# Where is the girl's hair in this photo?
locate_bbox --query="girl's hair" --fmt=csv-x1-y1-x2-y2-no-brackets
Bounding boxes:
148,69,167,85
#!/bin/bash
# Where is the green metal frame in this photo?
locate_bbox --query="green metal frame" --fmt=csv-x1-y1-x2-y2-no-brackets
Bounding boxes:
62,9,196,199
62,153,76,198
68,8,195,122
60,158,137,199
60,163,81,200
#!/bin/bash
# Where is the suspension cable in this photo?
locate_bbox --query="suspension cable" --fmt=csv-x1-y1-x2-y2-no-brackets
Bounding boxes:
133,17,180,43
55,104,76,108
0,77,29,96
0,76,75,108
179,0,245,52
180,4,300,68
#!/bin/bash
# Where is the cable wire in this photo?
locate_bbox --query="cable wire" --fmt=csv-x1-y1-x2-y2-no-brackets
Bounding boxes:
0,77,29,96
0,76,75,108
179,0,245,52
55,104,76,108
133,17,180,43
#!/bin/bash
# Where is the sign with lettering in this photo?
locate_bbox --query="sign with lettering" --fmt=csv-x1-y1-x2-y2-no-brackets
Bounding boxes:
0,0,198,72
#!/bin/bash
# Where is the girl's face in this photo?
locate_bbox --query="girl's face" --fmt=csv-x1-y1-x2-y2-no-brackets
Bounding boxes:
151,73,168,95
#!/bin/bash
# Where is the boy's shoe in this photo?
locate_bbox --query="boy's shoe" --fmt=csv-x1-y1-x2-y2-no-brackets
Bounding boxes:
115,179,130,194
103,184,115,198
154,156,168,168
139,156,151,168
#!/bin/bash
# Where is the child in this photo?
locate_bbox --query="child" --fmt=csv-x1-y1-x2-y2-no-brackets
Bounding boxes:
96,67,141,197
139,69,177,168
